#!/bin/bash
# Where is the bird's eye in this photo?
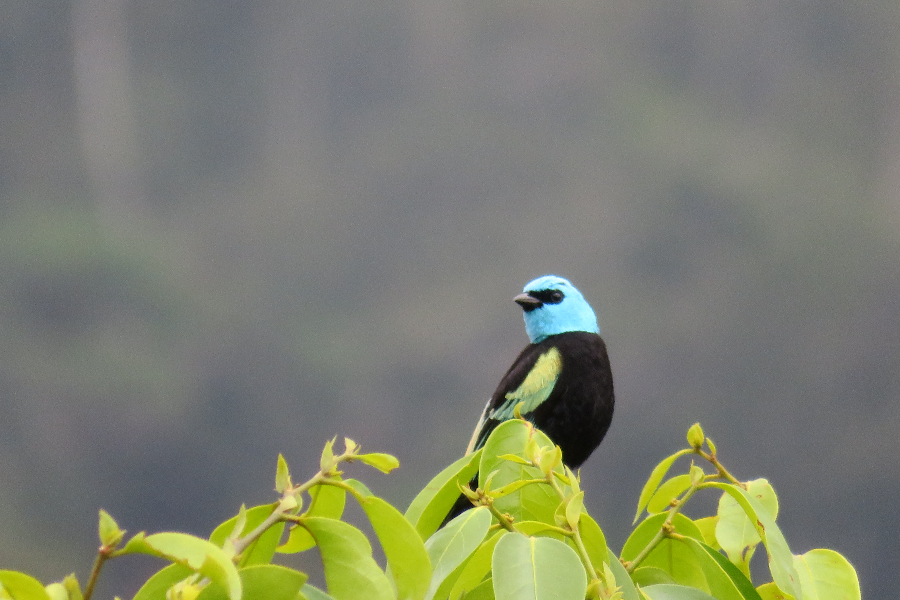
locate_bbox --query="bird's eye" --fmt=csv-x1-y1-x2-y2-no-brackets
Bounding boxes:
550,290,564,303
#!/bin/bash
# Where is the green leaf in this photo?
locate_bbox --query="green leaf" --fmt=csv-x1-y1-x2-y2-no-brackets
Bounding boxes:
621,513,707,590
448,530,506,599
405,451,482,540
793,549,860,600
299,584,339,600
607,549,640,600
715,479,779,575
565,491,584,530
0,571,51,600
632,567,677,587
753,582,788,600
492,533,587,600
132,564,194,600
302,516,394,600
238,565,308,600
98,509,125,547
692,517,719,550
574,513,608,574
61,575,81,600
641,584,718,600
210,503,284,567
705,482,799,599
357,493,432,600
634,449,693,524
681,537,763,600
479,420,564,523
647,475,692,514
122,532,242,600
275,454,292,493
424,506,491,600
320,438,336,473
43,584,66,600
464,578,495,600
356,453,400,474
278,482,346,554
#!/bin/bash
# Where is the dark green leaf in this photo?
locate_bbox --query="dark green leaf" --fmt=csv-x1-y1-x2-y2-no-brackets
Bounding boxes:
681,536,763,600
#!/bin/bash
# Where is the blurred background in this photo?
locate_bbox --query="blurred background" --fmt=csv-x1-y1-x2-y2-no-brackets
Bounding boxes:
0,0,897,596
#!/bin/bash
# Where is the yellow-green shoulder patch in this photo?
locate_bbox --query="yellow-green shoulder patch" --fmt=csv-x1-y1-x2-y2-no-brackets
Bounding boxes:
492,347,562,420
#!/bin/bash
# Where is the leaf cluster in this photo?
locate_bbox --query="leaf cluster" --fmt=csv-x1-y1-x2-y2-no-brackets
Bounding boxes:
0,424,859,600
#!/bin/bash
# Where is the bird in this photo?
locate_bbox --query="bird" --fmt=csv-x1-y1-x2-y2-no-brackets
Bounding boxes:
444,275,614,523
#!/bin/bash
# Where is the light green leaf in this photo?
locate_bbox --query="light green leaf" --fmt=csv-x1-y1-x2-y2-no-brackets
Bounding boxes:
753,582,788,600
621,513,707,590
793,548,860,600
279,482,346,554
641,584,718,600
302,516,394,600
634,449,693,524
0,571,51,600
424,506,491,600
479,420,564,523
565,491,584,530
237,565,308,600
693,516,719,550
357,493,432,600
705,482,798,599
715,479,778,575
405,451,482,540
448,531,506,599
98,509,125,547
43,583,67,600
492,533,587,600
210,504,283,567
356,453,400,474
125,532,242,600
647,475,692,514
275,454,292,493
131,564,194,600
320,438,336,473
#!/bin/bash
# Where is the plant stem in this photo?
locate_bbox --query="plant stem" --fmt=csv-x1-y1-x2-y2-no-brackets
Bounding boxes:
82,547,110,600
626,483,700,573
544,469,598,579
694,449,742,486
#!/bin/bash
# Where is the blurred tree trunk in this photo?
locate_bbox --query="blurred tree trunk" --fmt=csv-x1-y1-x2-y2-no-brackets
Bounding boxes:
71,0,146,231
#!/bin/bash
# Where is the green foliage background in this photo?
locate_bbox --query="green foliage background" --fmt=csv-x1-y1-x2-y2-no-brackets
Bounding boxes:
0,0,897,596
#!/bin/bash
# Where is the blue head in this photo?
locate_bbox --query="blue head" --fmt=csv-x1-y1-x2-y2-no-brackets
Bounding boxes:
514,275,600,344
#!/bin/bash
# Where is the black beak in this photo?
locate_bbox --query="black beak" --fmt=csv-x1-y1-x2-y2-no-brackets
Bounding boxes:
514,292,543,312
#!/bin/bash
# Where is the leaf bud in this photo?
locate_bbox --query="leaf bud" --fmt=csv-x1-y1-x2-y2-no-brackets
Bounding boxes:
686,423,705,449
